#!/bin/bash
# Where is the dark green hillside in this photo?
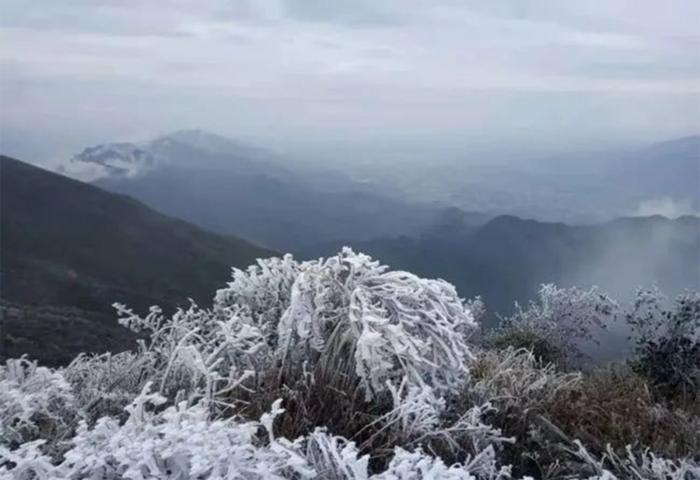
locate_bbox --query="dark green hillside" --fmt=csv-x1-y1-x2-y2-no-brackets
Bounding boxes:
0,155,274,364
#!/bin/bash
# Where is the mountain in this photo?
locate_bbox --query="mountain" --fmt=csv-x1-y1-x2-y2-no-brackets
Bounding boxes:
530,136,700,219
328,136,700,224
612,136,700,211
301,214,700,322
150,129,274,161
0,154,274,365
64,130,468,250
59,130,280,182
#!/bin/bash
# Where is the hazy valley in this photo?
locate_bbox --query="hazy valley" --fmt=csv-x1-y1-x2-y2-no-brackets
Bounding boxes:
2,131,698,366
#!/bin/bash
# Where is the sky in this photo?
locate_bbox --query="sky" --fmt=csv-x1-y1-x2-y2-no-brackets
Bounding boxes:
1,0,699,165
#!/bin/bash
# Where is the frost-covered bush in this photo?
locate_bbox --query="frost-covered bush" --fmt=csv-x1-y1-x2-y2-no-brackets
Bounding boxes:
489,330,561,366
354,376,513,472
260,249,475,398
498,284,618,367
115,300,265,403
1,384,294,480
373,447,515,480
0,359,76,450
458,349,581,476
568,440,700,480
626,289,700,395
0,385,524,480
121,248,477,402
216,254,301,347
61,351,154,421
466,348,581,411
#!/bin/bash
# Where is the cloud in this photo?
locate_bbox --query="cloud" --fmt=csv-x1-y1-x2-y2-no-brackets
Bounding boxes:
0,0,698,163
635,197,698,219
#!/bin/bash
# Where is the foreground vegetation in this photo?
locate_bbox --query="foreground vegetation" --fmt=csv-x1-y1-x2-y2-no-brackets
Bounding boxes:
1,249,698,479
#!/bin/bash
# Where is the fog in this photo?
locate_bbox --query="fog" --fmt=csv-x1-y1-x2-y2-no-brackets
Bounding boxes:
1,0,699,167
565,215,699,362
635,196,699,218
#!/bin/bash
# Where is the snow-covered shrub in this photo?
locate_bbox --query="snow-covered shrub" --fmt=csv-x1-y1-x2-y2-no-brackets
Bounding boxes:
463,349,699,478
626,289,700,395
277,249,475,398
456,349,582,477
466,348,581,410
278,428,370,479
216,253,302,348
498,285,618,367
114,300,266,402
0,440,60,480
361,377,511,470
375,448,486,480
0,359,76,450
161,248,477,401
61,351,154,422
568,440,700,480
0,385,525,480
59,385,293,479
1,384,299,480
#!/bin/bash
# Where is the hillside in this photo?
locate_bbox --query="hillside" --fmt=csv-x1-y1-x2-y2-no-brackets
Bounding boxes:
0,155,274,364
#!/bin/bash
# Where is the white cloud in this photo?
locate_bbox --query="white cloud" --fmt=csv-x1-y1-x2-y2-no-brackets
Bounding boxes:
635,197,698,219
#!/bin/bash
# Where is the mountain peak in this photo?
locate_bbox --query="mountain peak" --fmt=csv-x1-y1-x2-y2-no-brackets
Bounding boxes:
648,134,700,150
150,129,259,157
59,130,261,181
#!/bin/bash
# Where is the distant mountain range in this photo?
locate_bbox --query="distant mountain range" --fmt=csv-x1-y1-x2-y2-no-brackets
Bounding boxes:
610,136,700,211
51,130,700,312
331,135,700,224
61,132,700,245
60,130,481,251
530,135,700,219
1,155,274,364
3,132,698,364
301,214,700,321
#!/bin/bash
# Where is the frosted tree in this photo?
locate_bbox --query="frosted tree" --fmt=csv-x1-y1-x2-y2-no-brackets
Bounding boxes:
498,284,618,366
625,288,700,393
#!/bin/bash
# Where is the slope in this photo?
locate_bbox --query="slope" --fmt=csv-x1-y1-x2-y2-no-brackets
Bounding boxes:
0,155,275,364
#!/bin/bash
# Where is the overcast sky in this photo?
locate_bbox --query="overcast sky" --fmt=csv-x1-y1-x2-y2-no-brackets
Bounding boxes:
1,0,699,164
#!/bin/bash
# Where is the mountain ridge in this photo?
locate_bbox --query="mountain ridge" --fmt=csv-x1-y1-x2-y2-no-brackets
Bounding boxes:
301,212,700,320
66,130,458,250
